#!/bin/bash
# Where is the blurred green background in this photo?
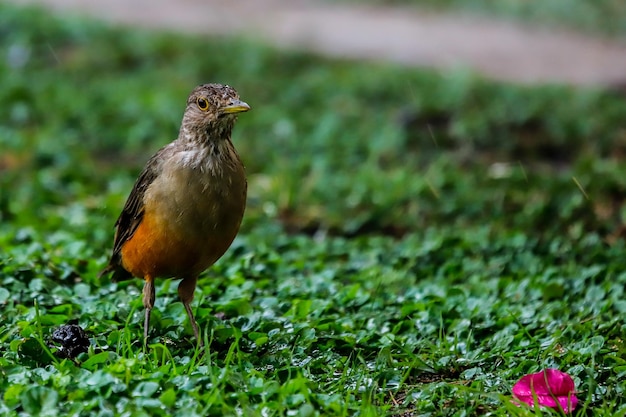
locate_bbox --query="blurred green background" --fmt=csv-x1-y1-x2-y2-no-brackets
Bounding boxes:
2,3,626,243
339,0,626,36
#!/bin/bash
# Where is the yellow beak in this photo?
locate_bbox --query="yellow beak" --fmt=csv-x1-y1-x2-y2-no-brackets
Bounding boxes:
221,100,251,114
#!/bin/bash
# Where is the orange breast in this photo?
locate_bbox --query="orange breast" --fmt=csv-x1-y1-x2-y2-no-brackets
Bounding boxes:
120,212,198,279
120,150,246,281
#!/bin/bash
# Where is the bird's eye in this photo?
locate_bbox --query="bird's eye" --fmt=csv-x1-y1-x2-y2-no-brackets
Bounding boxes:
196,97,209,111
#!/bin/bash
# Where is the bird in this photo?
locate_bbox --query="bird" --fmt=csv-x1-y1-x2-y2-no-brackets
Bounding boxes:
100,83,250,347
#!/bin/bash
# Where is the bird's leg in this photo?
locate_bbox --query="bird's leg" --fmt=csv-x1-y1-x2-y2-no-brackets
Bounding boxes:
142,276,156,348
178,276,202,345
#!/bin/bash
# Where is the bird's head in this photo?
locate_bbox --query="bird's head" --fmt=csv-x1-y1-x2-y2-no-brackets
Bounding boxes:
181,83,250,140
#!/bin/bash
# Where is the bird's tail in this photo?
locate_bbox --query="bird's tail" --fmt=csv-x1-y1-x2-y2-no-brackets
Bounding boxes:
98,263,133,282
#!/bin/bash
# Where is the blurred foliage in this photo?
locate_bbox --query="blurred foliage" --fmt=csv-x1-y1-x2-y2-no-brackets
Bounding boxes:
2,2,626,416
338,0,626,37
2,4,626,243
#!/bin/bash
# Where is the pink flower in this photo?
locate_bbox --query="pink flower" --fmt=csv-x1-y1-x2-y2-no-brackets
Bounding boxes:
512,368,578,413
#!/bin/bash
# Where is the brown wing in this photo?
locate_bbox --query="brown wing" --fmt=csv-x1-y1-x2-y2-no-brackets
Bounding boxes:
100,147,167,280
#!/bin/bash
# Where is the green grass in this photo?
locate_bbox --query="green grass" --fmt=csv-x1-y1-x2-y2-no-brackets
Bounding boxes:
2,3,626,416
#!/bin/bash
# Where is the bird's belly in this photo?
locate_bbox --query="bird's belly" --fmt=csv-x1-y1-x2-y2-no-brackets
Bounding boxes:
123,164,246,279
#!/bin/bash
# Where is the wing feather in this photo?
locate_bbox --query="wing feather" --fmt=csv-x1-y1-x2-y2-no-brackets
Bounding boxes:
100,146,169,280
